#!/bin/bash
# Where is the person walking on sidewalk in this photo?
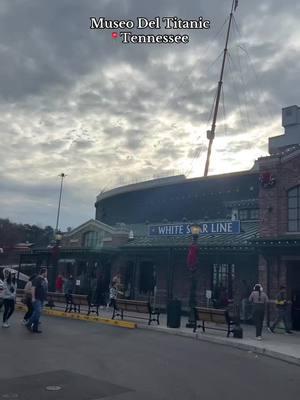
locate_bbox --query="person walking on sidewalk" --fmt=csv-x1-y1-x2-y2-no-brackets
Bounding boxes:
55,273,65,293
249,284,269,340
2,269,17,328
22,274,36,324
108,281,123,309
25,268,48,334
0,271,4,313
269,286,293,334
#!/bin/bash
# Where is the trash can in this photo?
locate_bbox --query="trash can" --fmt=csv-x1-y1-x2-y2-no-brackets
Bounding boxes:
167,299,181,328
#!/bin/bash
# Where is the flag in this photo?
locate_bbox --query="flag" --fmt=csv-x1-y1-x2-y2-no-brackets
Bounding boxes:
234,0,238,11
187,243,199,272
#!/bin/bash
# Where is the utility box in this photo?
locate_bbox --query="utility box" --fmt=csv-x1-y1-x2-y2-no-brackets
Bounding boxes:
167,299,181,328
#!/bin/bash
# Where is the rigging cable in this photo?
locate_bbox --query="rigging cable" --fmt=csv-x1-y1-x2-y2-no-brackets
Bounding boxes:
143,18,232,178
227,51,248,135
232,16,276,121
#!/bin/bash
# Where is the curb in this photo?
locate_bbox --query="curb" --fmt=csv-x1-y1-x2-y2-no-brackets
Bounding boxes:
15,304,136,329
139,324,300,367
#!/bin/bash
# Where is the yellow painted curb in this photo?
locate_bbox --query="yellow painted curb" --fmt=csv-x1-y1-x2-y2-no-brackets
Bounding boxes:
16,303,136,329
16,304,26,312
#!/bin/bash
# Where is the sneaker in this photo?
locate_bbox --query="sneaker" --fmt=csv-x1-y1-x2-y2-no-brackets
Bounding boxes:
2,322,9,328
256,336,262,340
25,323,33,331
32,329,42,334
286,330,293,334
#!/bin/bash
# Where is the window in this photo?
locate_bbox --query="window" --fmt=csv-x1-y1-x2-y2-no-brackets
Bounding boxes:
212,264,235,307
83,231,104,248
239,209,248,220
250,209,259,220
288,186,300,232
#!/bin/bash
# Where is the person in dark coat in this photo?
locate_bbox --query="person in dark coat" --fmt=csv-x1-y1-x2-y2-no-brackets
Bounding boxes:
269,286,293,334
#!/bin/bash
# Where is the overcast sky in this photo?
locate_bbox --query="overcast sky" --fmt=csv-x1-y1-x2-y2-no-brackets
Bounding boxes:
0,0,299,230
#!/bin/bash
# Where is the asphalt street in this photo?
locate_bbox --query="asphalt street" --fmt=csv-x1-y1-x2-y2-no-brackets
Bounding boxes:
0,312,299,400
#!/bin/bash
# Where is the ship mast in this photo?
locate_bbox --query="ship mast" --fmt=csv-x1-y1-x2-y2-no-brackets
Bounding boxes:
204,0,238,176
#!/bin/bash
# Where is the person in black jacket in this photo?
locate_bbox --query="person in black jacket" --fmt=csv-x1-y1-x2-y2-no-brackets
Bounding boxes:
25,268,48,333
269,286,293,334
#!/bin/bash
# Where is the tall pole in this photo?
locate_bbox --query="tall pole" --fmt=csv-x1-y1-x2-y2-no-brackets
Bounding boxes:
204,0,236,177
186,226,200,328
55,173,66,233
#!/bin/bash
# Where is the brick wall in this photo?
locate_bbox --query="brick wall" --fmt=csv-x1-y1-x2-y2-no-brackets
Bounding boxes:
259,151,300,237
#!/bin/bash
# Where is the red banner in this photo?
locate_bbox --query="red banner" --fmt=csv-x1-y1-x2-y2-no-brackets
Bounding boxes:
187,243,199,271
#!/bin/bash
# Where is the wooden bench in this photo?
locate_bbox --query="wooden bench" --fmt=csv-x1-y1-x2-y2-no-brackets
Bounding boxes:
17,290,99,315
17,290,67,310
112,299,160,325
193,307,236,337
47,292,69,311
68,294,100,315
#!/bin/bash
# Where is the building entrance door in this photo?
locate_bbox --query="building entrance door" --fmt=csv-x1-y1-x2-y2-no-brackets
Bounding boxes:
287,261,300,330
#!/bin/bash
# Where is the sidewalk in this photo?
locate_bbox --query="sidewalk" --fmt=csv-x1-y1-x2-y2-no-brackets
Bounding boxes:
98,307,300,366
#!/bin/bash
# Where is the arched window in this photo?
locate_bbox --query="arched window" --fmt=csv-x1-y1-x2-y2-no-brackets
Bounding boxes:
288,186,300,232
83,231,104,248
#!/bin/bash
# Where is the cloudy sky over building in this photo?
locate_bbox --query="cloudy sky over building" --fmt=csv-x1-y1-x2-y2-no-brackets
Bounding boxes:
0,0,299,230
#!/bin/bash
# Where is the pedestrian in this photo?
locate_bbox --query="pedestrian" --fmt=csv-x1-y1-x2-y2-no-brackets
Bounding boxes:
22,274,36,324
25,267,48,333
2,269,17,328
64,274,75,296
108,281,123,309
269,286,293,334
112,271,122,290
0,271,4,313
55,273,64,293
64,274,75,312
249,284,269,340
240,280,251,322
95,274,105,308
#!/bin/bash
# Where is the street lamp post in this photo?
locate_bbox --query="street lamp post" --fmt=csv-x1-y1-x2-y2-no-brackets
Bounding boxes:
55,173,66,235
186,223,201,328
50,230,63,293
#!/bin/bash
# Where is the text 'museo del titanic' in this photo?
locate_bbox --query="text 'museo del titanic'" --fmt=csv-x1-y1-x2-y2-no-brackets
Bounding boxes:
90,16,211,44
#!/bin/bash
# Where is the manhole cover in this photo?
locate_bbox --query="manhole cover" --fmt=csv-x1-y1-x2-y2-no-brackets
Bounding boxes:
2,394,19,399
45,386,62,391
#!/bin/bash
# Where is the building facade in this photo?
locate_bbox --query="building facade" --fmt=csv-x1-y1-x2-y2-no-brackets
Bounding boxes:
256,147,300,329
19,106,300,329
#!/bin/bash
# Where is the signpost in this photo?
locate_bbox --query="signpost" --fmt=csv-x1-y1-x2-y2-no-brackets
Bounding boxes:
148,221,240,236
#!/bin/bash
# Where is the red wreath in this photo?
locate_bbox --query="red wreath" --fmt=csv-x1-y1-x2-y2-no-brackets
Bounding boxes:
187,243,199,272
259,172,275,188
